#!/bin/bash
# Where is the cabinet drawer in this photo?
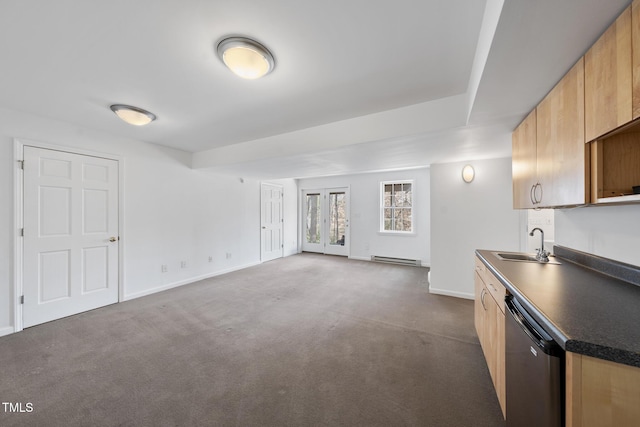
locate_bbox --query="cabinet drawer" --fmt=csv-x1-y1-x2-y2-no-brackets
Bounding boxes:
475,256,490,284
476,256,506,313
475,257,491,285
484,269,506,314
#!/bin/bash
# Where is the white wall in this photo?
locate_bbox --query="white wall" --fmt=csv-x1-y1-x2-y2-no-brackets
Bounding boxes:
0,122,13,336
526,208,555,253
0,108,298,335
555,204,640,267
122,163,262,300
430,158,523,299
297,168,431,265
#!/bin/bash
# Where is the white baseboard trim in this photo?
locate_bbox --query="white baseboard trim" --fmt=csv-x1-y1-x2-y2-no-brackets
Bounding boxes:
349,256,430,268
123,261,261,301
0,326,16,337
428,286,474,300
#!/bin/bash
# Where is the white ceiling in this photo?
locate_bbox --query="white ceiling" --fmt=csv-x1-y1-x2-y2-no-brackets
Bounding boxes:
0,0,632,179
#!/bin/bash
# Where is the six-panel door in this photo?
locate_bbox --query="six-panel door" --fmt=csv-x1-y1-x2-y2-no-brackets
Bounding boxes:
23,146,119,327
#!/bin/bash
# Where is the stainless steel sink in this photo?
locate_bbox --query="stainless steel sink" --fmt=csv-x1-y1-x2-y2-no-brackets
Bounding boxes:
493,252,561,264
497,252,539,262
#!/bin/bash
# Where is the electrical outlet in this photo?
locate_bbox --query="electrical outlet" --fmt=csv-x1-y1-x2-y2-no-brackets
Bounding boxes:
181,261,187,268
208,256,213,263
226,252,232,259
161,264,168,273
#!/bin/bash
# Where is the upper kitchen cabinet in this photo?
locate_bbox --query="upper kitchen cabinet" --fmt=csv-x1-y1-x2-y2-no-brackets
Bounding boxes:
512,110,537,209
537,58,588,207
585,5,632,142
511,3,640,208
633,0,640,119
588,0,640,204
512,59,587,209
590,124,640,203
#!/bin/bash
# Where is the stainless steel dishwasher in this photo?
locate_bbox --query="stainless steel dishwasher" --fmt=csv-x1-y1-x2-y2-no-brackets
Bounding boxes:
505,295,564,427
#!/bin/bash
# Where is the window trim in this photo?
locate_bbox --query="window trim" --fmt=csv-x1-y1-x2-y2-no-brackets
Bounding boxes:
380,180,415,234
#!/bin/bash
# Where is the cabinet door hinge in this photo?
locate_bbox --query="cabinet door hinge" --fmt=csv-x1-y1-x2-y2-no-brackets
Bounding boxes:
17,160,24,170
19,228,24,237
20,295,24,304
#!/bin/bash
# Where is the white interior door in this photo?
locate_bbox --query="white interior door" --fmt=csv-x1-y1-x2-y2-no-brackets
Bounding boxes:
261,183,284,262
23,146,119,328
302,187,349,256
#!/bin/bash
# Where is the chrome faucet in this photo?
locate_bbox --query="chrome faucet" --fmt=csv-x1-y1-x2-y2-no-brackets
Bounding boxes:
529,227,550,263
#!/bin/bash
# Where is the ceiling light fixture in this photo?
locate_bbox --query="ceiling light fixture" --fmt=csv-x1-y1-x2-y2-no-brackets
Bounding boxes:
216,36,275,80
110,104,157,126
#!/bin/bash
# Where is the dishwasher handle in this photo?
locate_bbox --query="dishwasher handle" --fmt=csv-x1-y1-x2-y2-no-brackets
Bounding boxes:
505,296,561,356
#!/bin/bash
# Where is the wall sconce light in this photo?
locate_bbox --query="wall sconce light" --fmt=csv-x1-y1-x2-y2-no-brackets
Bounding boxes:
462,164,475,183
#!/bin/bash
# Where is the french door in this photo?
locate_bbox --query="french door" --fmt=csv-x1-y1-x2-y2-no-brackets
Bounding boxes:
302,187,349,256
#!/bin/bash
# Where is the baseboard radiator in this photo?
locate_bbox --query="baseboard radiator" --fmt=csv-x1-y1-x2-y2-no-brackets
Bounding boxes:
370,255,421,267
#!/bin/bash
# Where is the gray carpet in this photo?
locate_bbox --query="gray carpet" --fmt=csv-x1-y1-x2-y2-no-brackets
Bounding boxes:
0,253,505,426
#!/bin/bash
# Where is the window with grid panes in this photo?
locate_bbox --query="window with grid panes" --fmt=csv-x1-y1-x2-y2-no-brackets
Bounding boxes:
381,181,413,232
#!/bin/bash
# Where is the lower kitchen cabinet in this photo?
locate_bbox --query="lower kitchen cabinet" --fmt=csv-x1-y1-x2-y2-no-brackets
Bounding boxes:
474,257,506,417
566,352,640,427
477,250,640,425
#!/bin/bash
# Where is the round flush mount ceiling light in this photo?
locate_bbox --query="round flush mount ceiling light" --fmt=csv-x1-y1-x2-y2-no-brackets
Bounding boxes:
216,36,275,79
110,104,157,126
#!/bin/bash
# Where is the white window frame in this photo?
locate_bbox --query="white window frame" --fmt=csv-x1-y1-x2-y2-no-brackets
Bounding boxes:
380,180,414,234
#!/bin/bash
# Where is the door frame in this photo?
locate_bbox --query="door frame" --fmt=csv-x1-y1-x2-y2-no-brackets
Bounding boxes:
300,186,350,257
13,138,124,333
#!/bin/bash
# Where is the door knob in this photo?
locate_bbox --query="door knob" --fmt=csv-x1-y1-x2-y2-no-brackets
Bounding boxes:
109,237,118,242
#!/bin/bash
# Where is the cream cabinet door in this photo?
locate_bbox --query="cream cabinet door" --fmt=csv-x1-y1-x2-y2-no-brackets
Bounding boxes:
536,58,587,207
512,110,538,209
585,5,632,142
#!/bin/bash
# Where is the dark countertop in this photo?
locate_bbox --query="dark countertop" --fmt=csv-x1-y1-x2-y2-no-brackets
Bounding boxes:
476,247,640,368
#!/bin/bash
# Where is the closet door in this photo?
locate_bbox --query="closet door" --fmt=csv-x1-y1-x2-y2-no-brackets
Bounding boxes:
23,146,119,327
